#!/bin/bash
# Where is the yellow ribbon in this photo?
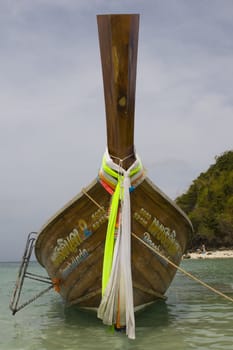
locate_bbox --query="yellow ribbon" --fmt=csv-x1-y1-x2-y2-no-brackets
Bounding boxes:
102,181,121,294
100,151,145,296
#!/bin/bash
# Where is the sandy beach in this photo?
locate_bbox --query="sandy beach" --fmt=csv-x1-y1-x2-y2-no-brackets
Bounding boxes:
183,249,233,259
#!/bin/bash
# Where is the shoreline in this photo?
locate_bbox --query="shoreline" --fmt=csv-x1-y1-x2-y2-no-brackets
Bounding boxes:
183,249,233,259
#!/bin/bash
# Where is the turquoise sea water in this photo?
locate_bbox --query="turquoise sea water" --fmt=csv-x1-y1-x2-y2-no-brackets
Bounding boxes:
1,259,233,350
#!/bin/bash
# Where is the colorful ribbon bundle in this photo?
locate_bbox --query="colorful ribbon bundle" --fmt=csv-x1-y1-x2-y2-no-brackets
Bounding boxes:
97,149,145,339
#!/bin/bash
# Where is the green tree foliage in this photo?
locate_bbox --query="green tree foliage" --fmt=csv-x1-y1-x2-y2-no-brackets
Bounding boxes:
176,150,233,249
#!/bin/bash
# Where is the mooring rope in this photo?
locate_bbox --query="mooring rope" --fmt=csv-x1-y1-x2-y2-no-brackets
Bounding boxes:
81,188,105,211
82,187,104,210
131,232,233,303
82,188,233,304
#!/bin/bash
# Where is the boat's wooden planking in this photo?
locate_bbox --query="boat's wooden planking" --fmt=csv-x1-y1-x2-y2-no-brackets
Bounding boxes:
97,14,139,169
34,14,192,310
35,176,191,308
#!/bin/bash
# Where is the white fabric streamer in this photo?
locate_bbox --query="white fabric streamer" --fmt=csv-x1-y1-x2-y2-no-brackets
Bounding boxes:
97,150,144,340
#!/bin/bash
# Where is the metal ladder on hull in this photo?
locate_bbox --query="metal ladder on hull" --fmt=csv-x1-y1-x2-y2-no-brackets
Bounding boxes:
9,232,53,315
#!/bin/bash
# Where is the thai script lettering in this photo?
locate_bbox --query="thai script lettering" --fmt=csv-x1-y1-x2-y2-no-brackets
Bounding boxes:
143,232,160,251
61,249,89,278
51,208,108,268
134,207,182,258
143,232,168,266
51,220,91,267
148,217,181,256
133,207,151,227
91,207,108,230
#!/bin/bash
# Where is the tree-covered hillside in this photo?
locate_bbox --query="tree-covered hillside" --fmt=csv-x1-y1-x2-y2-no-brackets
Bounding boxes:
176,150,233,250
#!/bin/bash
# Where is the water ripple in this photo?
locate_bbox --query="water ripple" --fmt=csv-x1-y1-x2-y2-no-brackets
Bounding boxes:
1,259,233,349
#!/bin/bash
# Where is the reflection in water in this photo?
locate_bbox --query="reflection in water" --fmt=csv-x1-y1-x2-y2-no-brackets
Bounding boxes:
63,300,171,328
37,299,189,350
19,272,233,349
2,259,233,350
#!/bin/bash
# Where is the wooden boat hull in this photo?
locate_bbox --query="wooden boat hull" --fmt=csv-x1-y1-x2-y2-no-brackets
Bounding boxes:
34,17,192,336
35,177,192,309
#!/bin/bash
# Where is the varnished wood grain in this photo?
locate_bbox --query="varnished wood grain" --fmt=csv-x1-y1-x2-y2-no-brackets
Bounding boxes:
97,14,139,169
35,177,192,308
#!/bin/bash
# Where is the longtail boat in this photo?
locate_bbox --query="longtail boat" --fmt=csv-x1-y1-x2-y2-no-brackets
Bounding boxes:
33,14,192,339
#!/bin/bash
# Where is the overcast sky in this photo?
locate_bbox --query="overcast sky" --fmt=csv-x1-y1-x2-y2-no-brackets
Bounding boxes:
1,0,233,261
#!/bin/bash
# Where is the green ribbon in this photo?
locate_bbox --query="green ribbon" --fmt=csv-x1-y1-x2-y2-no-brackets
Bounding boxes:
100,153,144,296
102,180,121,295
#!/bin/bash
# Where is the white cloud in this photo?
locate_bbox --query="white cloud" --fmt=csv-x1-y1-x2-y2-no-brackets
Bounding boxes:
1,1,233,260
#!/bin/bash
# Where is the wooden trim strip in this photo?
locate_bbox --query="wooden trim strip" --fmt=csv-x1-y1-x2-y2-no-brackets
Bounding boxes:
133,282,166,300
